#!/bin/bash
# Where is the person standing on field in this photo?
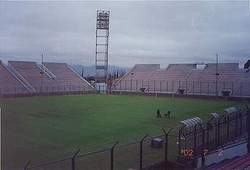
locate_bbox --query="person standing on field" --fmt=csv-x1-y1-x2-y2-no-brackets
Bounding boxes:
156,109,161,118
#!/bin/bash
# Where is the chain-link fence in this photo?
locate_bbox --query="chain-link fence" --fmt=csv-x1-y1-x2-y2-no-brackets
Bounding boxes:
0,85,95,97
178,106,249,168
2,80,250,97
23,131,175,170
112,80,250,97
76,149,111,170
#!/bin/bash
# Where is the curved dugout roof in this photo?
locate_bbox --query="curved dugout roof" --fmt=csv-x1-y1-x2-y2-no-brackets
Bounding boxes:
180,117,202,127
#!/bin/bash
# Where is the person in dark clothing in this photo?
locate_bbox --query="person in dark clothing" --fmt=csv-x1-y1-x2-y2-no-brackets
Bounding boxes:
165,110,171,119
156,109,161,118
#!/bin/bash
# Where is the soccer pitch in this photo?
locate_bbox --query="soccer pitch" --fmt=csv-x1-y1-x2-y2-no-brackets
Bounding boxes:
0,94,243,169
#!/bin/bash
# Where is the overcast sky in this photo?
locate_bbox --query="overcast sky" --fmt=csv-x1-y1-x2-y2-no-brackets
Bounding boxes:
0,1,250,67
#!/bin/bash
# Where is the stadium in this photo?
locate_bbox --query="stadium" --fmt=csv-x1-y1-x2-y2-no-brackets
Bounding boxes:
1,58,250,170
1,2,250,170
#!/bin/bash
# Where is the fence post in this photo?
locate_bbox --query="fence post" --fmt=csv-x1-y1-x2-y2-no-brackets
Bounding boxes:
136,80,138,91
185,81,188,95
147,80,150,92
226,115,230,140
71,149,80,170
160,81,162,92
178,128,183,156
110,141,119,170
162,128,173,169
201,125,206,168
231,81,234,96
199,82,202,95
239,112,242,136
207,82,209,95
235,112,238,139
139,134,148,170
240,82,242,96
247,105,250,153
120,80,122,90
217,118,221,146
206,122,210,150
125,80,127,90
130,79,132,91
23,160,31,170
172,81,174,93
193,125,197,169
192,81,195,95
154,80,155,93
0,107,3,168
166,81,168,92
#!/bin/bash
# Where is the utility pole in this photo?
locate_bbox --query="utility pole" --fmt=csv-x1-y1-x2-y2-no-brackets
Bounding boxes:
81,67,84,78
41,53,44,65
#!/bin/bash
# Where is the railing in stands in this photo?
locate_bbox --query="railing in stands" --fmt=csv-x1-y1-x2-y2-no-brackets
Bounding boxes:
37,64,56,79
7,63,36,93
67,64,94,89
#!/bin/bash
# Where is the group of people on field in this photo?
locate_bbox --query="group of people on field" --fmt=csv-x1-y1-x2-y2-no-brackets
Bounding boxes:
156,109,171,119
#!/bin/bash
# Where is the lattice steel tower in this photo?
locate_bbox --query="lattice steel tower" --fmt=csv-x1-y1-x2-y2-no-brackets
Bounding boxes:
95,10,110,83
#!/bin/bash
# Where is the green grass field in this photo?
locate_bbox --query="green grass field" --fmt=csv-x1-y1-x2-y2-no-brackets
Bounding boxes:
0,94,243,169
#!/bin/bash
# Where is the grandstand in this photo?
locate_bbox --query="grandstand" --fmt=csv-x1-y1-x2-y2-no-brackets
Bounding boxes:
114,64,160,92
1,61,250,97
113,62,250,97
43,62,93,91
8,61,57,93
0,61,28,95
0,60,94,96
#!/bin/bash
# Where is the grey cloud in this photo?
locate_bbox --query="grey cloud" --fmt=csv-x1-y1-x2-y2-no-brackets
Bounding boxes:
0,1,250,67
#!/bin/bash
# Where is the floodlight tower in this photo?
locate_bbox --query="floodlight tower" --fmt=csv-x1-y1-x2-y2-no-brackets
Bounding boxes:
95,10,110,83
